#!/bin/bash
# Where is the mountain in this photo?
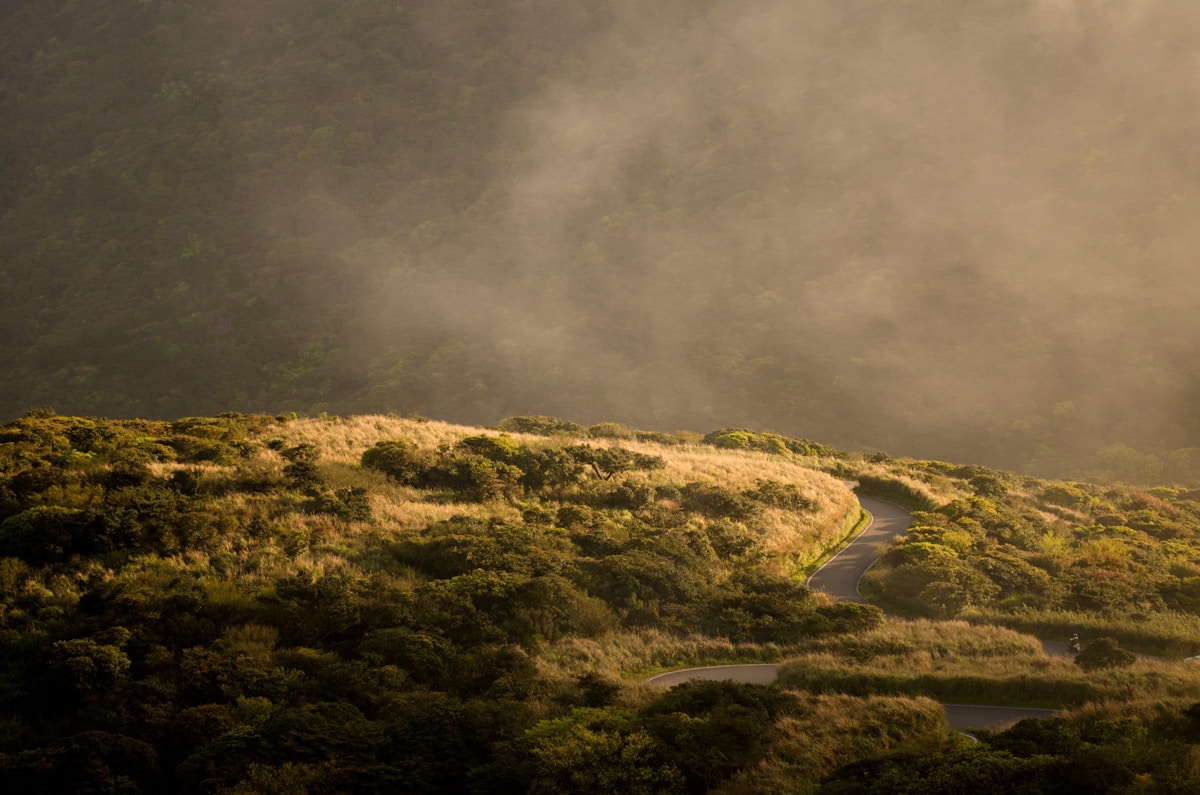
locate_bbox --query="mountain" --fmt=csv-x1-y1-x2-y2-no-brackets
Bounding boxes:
4,0,1200,477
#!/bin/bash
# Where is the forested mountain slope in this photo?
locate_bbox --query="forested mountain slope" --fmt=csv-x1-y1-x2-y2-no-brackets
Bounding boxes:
4,1,1200,477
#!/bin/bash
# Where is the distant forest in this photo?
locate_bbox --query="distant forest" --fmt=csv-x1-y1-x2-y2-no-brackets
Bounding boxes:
3,0,1200,481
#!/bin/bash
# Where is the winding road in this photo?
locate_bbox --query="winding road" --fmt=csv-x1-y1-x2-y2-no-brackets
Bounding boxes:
806,495,911,602
645,491,1064,732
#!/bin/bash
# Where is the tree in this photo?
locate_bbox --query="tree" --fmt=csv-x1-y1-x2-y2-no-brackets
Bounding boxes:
360,439,431,486
0,505,84,561
566,446,665,481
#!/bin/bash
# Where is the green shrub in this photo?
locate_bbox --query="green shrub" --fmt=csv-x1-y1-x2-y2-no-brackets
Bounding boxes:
854,475,939,511
703,428,839,457
566,445,665,481
497,416,586,436
1074,637,1137,672
745,479,814,512
455,433,522,462
0,505,86,562
360,439,433,486
679,482,761,521
1041,483,1090,510
308,487,372,521
515,447,585,492
425,455,524,502
633,430,684,445
587,423,633,439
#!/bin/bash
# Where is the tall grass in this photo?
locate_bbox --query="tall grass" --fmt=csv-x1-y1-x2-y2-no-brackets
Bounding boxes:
852,460,967,507
246,414,861,570
539,628,802,681
732,694,951,795
963,606,1200,658
798,507,871,575
774,619,1200,707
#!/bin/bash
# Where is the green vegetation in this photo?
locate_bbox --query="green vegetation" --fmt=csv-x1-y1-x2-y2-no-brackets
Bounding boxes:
5,411,1200,790
860,457,1200,657
0,410,874,792
778,621,1200,708
6,410,1200,792
822,701,1200,794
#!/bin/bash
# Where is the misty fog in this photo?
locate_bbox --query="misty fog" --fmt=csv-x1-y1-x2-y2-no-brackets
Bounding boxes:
3,0,1199,475
360,1,1200,458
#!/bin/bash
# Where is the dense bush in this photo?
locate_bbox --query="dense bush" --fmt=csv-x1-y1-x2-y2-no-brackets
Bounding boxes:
497,416,587,437
360,439,432,486
703,428,839,458
8,412,1200,792
1074,637,1137,672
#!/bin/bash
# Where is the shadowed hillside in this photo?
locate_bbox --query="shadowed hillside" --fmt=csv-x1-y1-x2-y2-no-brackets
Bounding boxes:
4,0,1200,478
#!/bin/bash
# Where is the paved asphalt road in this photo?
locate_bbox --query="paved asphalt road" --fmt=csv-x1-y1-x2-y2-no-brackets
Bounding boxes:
644,664,782,688
806,496,911,601
644,494,1066,732
941,704,1061,731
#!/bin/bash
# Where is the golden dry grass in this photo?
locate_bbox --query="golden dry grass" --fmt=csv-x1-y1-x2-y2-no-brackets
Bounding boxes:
855,459,969,505
265,414,491,463
243,415,860,561
731,693,950,794
539,628,797,682
773,618,1200,708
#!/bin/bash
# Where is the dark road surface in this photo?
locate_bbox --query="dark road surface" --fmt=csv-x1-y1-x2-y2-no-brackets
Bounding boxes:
644,664,782,688
645,493,1068,734
942,704,1061,731
806,496,912,602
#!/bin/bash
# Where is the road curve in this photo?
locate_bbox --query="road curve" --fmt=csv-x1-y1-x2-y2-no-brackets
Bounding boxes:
644,493,1066,732
806,495,912,602
644,663,781,688
941,704,1060,731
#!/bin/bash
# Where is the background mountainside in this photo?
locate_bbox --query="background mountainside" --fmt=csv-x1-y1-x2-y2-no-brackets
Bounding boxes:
4,0,1200,478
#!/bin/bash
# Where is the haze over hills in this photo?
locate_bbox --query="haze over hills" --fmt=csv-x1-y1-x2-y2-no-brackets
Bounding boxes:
3,0,1200,479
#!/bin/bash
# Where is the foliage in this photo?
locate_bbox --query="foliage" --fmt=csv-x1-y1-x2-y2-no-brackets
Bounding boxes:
821,703,1200,794
1073,637,1137,673
0,412,862,792
497,416,587,437
853,474,940,512
8,411,1200,791
703,429,839,458
864,458,1200,650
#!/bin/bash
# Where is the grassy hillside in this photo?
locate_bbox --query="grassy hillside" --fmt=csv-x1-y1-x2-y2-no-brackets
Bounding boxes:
4,0,1200,476
4,410,1200,792
0,410,874,792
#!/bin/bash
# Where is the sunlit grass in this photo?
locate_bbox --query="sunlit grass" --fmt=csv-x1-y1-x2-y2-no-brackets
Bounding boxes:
538,628,802,682
234,414,862,571
733,694,952,795
775,618,1200,708
964,606,1200,658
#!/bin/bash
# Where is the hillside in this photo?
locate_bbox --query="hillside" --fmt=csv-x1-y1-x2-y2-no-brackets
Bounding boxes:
4,0,1200,476
4,410,1200,791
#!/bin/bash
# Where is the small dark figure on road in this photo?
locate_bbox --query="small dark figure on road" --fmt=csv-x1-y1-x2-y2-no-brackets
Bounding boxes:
1068,633,1081,653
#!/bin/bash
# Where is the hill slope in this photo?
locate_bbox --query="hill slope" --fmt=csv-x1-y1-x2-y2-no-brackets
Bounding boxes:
4,410,1200,791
